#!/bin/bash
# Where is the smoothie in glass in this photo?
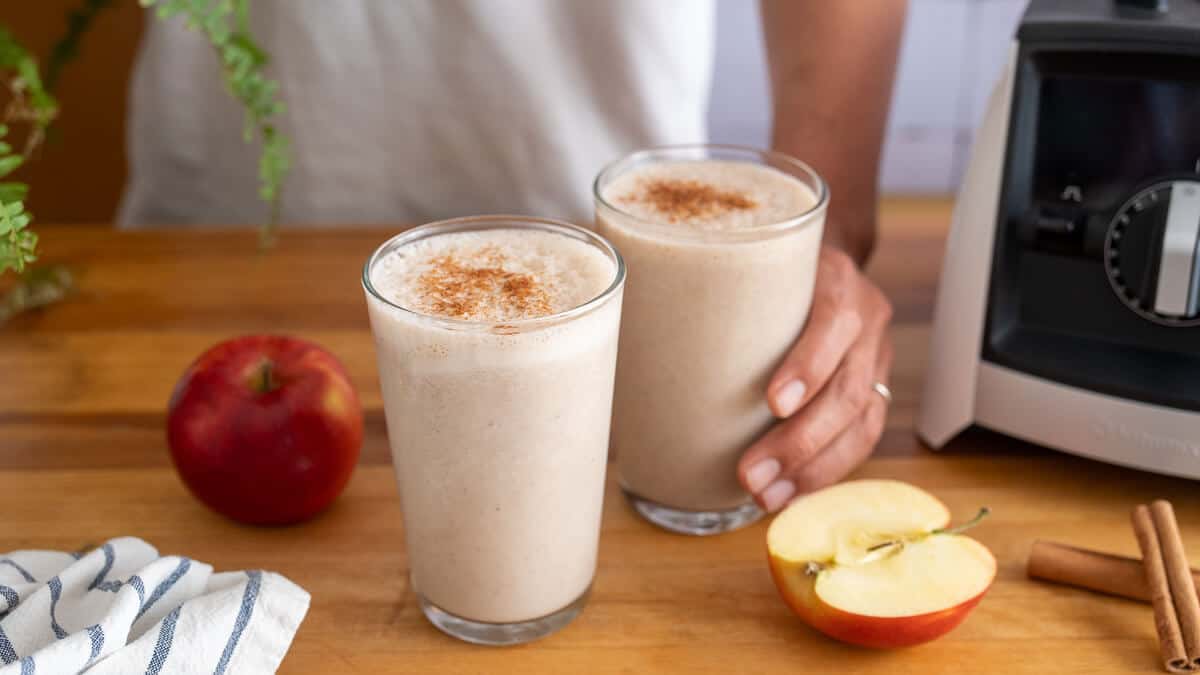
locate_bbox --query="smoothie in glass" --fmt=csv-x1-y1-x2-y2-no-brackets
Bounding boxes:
595,146,827,535
363,216,625,644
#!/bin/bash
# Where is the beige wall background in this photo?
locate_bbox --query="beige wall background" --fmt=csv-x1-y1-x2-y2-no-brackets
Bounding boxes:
710,0,1029,195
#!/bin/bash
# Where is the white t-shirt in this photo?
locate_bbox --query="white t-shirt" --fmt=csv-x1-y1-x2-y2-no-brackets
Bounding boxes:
118,0,716,227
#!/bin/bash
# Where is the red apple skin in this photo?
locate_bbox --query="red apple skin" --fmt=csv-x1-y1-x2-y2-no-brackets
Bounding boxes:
167,335,363,526
767,554,993,649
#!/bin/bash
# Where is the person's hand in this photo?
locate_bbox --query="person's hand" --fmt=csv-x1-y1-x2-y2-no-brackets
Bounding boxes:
737,244,894,512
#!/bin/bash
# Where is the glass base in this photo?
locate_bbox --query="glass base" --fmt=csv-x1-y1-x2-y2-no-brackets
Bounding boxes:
417,586,590,646
621,487,764,536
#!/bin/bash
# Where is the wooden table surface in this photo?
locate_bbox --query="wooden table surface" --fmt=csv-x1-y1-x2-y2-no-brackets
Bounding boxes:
3,200,1198,674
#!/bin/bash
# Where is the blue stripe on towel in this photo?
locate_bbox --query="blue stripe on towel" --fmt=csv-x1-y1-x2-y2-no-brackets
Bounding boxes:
19,656,33,675
88,544,115,591
47,578,67,640
129,575,146,605
0,585,18,611
212,570,262,675
0,560,34,584
85,625,104,664
0,624,17,664
95,579,124,592
145,606,181,675
136,558,190,622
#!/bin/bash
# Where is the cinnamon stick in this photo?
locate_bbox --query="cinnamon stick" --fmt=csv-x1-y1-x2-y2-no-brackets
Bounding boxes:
1151,500,1200,670
1134,503,1193,673
1027,540,1200,603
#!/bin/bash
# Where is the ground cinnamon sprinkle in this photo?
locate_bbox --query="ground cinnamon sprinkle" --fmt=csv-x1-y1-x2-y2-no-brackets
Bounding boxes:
415,253,551,320
624,178,757,222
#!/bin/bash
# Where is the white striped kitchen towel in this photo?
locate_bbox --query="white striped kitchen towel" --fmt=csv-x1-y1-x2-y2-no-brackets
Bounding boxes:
0,537,309,674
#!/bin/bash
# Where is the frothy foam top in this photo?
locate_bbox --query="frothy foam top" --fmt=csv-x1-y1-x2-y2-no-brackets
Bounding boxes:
370,229,615,322
602,159,818,230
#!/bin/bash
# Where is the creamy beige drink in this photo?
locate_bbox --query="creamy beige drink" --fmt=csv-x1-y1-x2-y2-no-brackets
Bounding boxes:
362,217,624,644
595,147,826,535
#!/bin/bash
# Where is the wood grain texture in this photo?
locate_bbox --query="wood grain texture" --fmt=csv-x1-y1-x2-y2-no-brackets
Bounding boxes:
2,199,1197,673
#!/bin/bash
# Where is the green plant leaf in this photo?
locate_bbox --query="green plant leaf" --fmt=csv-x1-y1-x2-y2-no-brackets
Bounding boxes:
0,112,35,276
0,183,29,203
0,155,23,178
0,23,58,167
228,33,266,66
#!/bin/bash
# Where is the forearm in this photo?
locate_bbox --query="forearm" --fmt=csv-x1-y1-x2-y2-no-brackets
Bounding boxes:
760,0,907,264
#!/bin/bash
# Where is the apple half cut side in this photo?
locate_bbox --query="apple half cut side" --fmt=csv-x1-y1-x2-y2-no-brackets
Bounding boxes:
766,479,996,649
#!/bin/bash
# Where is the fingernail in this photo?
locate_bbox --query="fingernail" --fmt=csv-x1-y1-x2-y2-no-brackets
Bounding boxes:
772,380,807,418
745,458,782,493
761,479,797,512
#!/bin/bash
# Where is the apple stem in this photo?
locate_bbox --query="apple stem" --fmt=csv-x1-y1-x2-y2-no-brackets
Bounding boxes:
932,506,991,537
255,360,278,394
809,507,994,574
862,506,992,557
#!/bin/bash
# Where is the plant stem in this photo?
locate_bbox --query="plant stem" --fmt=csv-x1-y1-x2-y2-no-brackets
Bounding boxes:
260,185,281,250
46,0,115,92
0,265,73,324
141,0,291,247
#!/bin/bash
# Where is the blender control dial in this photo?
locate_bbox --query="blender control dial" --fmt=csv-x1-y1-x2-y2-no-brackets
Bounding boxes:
1104,179,1200,327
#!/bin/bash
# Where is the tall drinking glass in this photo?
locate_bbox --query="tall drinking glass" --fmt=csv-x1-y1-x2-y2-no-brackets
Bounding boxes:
594,145,828,535
362,216,625,644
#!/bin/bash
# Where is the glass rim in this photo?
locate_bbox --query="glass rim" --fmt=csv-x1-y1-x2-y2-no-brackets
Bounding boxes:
362,215,626,332
592,143,830,242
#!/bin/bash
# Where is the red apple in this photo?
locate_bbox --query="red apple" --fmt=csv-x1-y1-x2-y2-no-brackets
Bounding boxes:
167,335,363,525
766,480,995,649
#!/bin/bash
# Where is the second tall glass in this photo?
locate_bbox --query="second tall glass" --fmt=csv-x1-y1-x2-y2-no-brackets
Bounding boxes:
595,145,828,535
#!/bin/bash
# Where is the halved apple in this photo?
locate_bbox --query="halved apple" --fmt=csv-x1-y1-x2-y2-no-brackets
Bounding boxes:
766,479,996,649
